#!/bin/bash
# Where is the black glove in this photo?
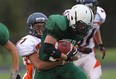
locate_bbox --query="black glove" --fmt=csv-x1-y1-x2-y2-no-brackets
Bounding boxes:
67,47,77,61
99,44,106,59
11,71,21,79
78,46,92,54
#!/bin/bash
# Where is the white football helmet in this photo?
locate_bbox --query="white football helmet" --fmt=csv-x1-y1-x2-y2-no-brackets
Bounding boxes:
68,4,94,36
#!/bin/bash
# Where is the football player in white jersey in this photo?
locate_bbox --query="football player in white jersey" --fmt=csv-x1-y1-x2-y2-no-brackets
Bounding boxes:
63,0,106,79
16,12,66,79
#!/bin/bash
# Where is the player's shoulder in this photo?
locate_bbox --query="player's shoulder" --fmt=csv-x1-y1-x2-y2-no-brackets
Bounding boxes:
49,14,66,22
0,23,9,45
49,14,64,18
25,35,41,41
0,23,8,30
46,14,68,30
96,6,106,20
0,23,9,36
16,35,41,56
17,35,41,46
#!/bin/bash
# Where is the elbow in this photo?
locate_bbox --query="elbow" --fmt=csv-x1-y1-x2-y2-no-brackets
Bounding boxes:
34,63,46,71
36,65,42,71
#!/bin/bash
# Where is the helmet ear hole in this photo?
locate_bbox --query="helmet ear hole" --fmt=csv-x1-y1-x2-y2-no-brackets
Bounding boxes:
71,16,73,20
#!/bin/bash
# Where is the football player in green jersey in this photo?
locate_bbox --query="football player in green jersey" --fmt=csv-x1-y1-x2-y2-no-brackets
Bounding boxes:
34,4,94,79
0,23,21,79
16,12,70,79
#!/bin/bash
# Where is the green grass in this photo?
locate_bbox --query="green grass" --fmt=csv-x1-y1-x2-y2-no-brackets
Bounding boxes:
0,48,116,79
0,69,116,79
0,71,25,79
102,69,116,79
0,73,9,79
96,48,116,63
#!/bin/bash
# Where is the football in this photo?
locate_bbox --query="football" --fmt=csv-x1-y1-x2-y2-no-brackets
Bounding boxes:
55,40,74,55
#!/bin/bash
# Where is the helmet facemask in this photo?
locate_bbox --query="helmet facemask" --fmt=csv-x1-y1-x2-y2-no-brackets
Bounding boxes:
33,22,45,36
72,20,92,37
27,22,45,38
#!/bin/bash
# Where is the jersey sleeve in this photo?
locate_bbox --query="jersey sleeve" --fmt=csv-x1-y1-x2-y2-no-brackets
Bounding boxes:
45,15,67,40
16,35,41,56
0,23,9,45
94,6,106,24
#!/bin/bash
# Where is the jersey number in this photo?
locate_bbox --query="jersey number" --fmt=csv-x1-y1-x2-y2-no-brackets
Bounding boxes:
18,38,27,44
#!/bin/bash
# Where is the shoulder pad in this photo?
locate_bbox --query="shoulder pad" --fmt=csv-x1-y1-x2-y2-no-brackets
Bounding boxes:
96,6,106,21
47,15,67,31
16,35,41,56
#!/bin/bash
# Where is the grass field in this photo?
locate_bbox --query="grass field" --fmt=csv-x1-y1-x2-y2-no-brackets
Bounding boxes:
0,48,116,79
102,69,116,79
0,68,116,79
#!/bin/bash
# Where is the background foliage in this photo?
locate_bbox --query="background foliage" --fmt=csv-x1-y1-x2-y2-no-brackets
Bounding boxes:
0,0,115,47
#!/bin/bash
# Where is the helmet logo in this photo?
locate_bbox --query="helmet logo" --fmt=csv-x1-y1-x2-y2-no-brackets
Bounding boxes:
36,17,45,22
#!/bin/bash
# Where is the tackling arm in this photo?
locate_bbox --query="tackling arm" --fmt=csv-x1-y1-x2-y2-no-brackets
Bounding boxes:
29,52,64,71
44,35,77,61
44,35,68,60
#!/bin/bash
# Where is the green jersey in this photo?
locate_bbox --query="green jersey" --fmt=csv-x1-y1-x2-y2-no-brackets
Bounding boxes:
0,23,9,45
35,14,87,79
40,14,82,60
45,14,81,42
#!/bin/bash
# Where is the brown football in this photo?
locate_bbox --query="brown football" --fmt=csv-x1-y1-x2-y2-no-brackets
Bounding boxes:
55,40,73,55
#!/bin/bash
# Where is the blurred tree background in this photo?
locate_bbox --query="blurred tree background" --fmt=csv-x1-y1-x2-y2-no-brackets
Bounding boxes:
0,1,116,78
0,0,116,47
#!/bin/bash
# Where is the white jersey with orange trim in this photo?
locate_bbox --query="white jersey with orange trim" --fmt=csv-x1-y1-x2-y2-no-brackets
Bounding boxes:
73,6,106,79
16,35,41,79
78,6,106,49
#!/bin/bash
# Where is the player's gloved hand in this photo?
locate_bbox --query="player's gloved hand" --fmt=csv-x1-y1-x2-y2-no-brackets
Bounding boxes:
78,46,92,54
66,47,78,61
98,44,106,59
11,71,21,79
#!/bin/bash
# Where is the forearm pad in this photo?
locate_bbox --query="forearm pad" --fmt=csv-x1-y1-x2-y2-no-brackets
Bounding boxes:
43,43,61,59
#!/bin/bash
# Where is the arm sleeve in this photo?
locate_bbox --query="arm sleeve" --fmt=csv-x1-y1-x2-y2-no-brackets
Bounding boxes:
45,15,67,40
